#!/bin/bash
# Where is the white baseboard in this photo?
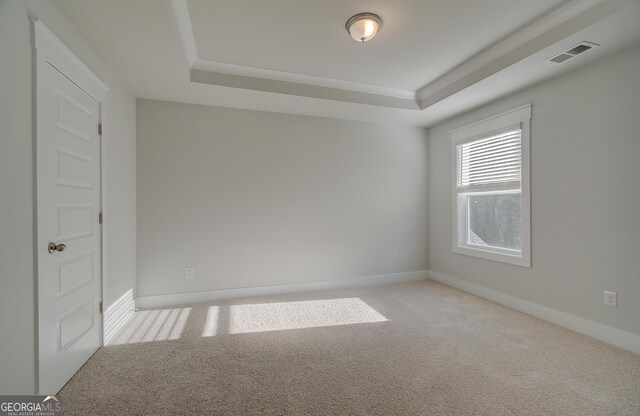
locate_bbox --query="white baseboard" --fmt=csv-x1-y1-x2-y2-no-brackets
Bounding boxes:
103,288,135,345
136,270,429,309
428,270,640,355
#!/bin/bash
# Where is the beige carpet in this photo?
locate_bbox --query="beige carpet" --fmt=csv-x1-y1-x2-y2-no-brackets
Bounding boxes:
60,281,640,415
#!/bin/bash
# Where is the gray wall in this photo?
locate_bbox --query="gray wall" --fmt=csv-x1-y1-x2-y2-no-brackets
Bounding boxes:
0,0,136,393
137,99,429,298
428,43,640,336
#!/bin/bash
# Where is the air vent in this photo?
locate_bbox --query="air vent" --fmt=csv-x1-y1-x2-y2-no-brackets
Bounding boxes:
566,44,592,55
547,41,599,64
549,53,573,64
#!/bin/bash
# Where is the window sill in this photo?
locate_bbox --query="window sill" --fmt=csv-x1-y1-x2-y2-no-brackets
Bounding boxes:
453,244,530,267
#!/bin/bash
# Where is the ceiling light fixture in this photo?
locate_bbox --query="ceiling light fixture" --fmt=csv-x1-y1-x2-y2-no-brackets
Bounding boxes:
346,13,382,43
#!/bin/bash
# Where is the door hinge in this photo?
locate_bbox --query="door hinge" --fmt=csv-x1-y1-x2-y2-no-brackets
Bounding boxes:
98,212,103,225
99,301,103,314
98,122,102,136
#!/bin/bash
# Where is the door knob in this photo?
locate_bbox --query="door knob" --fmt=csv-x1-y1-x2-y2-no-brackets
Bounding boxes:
48,242,66,253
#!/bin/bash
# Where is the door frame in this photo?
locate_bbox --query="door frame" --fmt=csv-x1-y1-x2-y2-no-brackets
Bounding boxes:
32,19,109,394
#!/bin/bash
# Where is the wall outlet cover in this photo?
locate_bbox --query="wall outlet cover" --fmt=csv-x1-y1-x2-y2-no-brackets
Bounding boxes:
185,267,194,279
604,291,617,308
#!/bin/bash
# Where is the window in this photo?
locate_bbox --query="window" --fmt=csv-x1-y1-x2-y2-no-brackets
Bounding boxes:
452,105,531,267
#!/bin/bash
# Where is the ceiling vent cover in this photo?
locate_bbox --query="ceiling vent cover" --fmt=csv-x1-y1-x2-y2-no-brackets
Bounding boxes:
547,41,599,64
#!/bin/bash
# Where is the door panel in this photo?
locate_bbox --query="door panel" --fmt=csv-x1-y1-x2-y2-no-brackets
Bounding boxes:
56,148,93,189
57,251,94,298
37,59,102,394
57,205,93,240
58,301,95,351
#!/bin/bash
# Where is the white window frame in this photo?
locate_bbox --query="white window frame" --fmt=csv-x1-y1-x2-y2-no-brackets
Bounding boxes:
451,104,531,267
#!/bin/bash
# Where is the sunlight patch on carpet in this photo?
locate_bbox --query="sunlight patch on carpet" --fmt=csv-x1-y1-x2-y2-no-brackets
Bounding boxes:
108,307,191,345
202,298,388,337
202,306,220,337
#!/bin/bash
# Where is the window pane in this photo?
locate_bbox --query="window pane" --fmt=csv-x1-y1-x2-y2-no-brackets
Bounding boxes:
468,193,521,251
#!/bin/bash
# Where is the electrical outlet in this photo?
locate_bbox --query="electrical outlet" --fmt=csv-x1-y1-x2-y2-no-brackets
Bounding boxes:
391,253,399,263
185,267,194,279
604,291,617,308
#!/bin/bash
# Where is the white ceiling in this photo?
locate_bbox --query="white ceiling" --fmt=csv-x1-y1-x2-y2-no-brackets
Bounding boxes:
52,0,640,126
188,0,565,91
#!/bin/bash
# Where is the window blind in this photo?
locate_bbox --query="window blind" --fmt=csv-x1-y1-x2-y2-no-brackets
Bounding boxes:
456,129,521,190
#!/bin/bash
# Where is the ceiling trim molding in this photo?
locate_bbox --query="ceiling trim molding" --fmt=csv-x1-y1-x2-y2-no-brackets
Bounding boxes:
169,0,198,67
417,0,618,109
169,0,417,108
190,69,420,110
192,59,417,100
169,0,623,111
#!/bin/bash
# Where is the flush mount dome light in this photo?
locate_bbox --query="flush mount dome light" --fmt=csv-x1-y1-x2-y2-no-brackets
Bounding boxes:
346,13,382,43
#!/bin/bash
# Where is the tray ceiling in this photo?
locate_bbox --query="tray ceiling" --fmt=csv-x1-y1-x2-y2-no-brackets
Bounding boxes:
188,0,566,92
53,0,640,126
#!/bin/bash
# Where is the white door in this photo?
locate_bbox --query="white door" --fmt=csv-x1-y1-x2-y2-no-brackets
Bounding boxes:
35,22,103,394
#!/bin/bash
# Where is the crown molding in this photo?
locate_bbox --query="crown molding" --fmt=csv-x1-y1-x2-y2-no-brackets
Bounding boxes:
192,59,417,100
169,0,198,67
169,0,418,109
190,69,420,109
169,0,622,111
417,0,618,109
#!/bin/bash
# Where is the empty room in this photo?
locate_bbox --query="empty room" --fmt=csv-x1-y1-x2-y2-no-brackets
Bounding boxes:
1,0,640,414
